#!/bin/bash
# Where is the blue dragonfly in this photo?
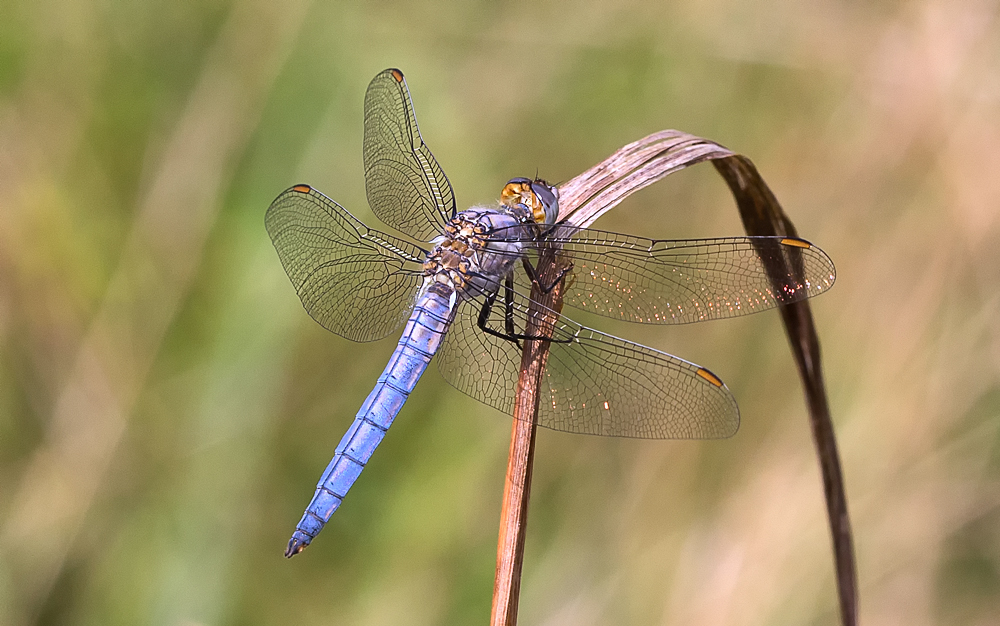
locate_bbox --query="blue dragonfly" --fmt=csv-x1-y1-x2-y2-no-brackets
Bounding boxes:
266,68,836,557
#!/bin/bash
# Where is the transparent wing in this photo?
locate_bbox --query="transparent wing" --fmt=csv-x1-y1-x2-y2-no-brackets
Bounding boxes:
265,184,426,342
492,225,836,324
437,287,738,439
363,68,455,241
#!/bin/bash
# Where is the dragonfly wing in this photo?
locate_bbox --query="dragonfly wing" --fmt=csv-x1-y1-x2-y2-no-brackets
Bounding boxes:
265,184,425,342
363,68,455,241
496,225,836,325
436,295,522,419
437,288,738,439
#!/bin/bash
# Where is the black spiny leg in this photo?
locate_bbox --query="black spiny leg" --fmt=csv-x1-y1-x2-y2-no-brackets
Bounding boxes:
477,291,513,343
521,258,573,294
476,289,574,345
504,273,521,350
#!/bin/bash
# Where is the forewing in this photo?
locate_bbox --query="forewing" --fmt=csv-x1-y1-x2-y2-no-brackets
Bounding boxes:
265,184,425,342
437,289,738,439
363,68,455,241
494,225,836,325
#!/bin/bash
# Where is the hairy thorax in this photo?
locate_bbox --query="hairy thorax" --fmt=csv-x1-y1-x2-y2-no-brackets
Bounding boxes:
422,207,526,301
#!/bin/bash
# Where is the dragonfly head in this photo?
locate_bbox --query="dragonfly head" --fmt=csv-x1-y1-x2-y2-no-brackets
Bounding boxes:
501,177,559,225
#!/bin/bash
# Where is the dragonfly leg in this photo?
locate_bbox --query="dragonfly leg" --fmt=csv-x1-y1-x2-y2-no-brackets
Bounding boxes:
521,257,573,294
503,273,522,350
477,291,513,343
476,289,574,344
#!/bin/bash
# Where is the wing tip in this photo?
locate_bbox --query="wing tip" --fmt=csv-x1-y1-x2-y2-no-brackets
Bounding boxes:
697,366,741,439
780,237,811,249
696,367,725,387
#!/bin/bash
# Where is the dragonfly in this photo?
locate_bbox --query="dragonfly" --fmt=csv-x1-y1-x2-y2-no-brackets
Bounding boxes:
266,68,836,557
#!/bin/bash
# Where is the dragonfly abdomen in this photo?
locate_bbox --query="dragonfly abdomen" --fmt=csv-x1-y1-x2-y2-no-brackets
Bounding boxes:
285,283,456,557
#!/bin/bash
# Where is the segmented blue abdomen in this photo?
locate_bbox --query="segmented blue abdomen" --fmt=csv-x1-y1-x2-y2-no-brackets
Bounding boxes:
285,284,454,556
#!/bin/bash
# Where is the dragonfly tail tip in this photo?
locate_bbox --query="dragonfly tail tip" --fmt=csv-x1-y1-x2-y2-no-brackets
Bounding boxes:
284,537,308,558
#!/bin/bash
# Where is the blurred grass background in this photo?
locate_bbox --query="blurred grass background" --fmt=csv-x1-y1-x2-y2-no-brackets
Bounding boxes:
1,0,998,624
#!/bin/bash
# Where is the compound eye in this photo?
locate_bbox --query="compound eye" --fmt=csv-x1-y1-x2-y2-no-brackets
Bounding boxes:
529,180,559,224
530,181,557,208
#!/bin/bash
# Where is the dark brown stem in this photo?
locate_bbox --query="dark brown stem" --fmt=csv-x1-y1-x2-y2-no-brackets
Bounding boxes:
713,157,857,626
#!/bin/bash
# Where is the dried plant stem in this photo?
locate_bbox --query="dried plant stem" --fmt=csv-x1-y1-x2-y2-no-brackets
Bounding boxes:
491,131,854,626
490,254,565,626
489,367,538,626
713,157,857,626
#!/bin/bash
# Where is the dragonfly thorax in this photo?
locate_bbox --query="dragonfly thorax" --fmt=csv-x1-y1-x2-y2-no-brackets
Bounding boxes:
422,207,526,302
420,177,559,304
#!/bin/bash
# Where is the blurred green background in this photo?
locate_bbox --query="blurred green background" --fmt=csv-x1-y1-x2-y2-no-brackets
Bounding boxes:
2,0,999,624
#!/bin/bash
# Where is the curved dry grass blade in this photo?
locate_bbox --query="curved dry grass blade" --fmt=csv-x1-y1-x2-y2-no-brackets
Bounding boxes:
552,133,856,626
713,156,856,626
557,130,733,228
494,130,853,626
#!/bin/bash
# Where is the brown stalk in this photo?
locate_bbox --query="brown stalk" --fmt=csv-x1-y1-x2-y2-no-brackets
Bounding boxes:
489,249,566,626
490,131,855,626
